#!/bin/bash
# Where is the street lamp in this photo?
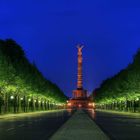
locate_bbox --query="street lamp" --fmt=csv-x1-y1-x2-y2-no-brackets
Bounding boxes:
10,95,14,100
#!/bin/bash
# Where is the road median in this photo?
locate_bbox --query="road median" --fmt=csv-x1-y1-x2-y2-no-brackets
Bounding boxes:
49,109,109,140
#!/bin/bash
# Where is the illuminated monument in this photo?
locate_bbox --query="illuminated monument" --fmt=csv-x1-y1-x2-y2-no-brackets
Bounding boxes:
73,45,87,99
67,45,93,108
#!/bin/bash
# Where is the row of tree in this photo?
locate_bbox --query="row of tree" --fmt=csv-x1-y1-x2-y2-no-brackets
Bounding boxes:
0,39,67,114
93,49,140,112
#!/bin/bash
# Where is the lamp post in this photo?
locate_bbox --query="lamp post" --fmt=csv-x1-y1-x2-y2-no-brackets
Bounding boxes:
28,98,31,112
10,95,14,113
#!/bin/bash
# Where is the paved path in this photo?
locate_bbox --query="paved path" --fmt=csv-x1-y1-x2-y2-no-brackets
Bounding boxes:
50,109,109,140
0,110,64,119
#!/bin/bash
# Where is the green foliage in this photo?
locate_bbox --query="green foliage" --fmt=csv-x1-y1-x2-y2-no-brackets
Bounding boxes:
0,39,66,104
93,49,140,104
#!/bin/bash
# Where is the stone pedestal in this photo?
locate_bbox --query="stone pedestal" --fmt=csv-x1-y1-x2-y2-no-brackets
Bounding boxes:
72,89,87,99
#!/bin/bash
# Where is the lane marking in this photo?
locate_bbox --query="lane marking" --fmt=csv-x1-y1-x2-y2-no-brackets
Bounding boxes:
6,128,15,131
18,124,24,127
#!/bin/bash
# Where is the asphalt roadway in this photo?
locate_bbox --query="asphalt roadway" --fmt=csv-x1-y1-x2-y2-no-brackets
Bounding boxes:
0,109,140,140
0,110,73,140
87,109,140,140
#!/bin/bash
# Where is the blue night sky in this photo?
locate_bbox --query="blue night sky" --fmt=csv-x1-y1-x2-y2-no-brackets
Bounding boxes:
1,0,140,97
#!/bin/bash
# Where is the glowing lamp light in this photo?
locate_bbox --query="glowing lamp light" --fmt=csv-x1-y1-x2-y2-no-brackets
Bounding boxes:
68,103,71,106
10,96,14,100
78,104,82,108
88,103,92,106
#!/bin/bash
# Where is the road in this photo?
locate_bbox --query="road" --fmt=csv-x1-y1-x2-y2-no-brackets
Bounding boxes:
87,109,140,140
0,110,73,140
1,109,140,140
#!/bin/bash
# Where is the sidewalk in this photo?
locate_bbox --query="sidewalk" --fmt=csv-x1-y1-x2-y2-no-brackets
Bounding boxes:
49,109,109,140
0,110,64,120
97,109,140,117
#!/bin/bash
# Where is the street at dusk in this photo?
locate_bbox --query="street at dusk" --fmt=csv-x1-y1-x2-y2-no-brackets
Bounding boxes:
88,110,140,140
0,110,72,140
0,110,140,140
0,0,140,140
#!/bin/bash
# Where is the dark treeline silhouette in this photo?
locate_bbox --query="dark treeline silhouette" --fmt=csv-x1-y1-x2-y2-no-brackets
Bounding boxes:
93,49,140,112
0,39,66,114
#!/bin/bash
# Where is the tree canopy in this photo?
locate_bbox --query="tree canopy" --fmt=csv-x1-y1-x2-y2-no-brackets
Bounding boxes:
93,49,140,105
0,39,66,105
